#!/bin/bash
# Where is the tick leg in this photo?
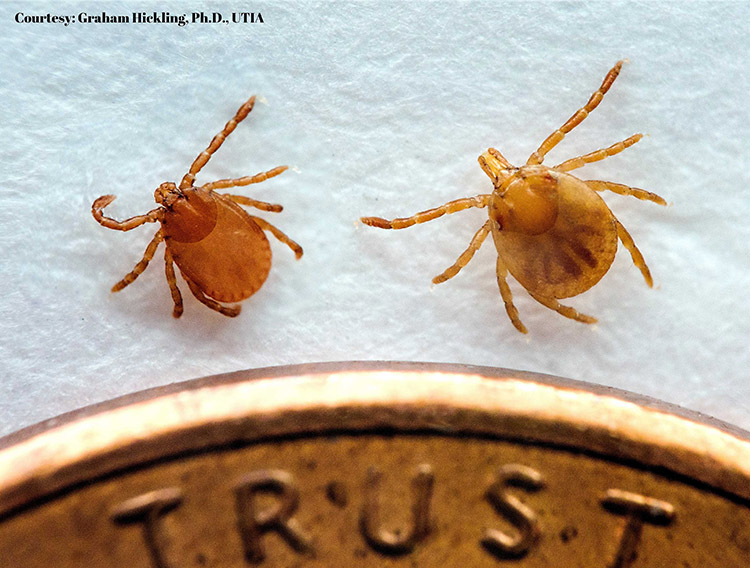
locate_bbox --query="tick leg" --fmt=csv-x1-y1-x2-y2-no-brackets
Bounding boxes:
201,166,288,191
223,194,284,212
585,180,667,206
527,292,597,325
361,195,490,230
164,247,184,318
553,134,642,172
92,195,162,231
527,61,623,166
433,221,491,284
182,274,241,317
112,230,164,292
180,96,256,189
496,256,527,334
615,218,653,287
251,216,303,259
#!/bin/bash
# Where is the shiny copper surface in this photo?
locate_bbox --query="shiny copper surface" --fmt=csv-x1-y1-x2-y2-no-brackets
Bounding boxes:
0,362,748,566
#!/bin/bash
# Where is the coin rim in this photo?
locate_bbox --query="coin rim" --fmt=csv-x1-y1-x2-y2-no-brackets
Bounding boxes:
0,361,748,518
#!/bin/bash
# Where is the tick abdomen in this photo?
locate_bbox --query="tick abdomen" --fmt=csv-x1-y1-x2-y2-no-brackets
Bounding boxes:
493,173,617,299
168,195,272,303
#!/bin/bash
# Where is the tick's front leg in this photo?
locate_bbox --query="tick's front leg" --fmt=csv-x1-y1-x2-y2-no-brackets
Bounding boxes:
180,96,257,190
92,195,163,231
527,61,624,166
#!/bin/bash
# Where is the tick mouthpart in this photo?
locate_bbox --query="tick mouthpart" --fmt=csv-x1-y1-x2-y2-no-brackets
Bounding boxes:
154,182,183,207
479,152,501,172
479,149,517,189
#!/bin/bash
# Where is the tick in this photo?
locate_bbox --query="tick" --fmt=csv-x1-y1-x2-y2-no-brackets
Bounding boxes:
92,96,302,318
361,61,666,333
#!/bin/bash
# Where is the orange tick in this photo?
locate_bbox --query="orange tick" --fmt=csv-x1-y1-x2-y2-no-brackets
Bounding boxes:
361,61,666,333
92,96,302,318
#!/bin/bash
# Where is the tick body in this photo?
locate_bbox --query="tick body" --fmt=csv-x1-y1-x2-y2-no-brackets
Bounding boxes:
92,96,302,318
362,61,666,333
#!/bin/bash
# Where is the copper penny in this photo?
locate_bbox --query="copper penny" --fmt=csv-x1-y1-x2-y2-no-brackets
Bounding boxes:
0,362,748,566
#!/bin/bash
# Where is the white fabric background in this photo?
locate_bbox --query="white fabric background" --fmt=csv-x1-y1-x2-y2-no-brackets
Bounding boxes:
1,1,748,436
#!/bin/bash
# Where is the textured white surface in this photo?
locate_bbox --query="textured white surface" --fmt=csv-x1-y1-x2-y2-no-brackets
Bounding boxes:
1,1,749,436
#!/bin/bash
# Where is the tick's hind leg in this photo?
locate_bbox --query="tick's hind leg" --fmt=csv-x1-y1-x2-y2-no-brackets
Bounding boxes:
615,218,653,287
361,195,490,230
527,292,597,325
180,96,257,189
201,165,288,192
111,230,164,292
496,256,527,334
182,274,241,317
433,221,491,284
164,248,183,318
251,216,304,259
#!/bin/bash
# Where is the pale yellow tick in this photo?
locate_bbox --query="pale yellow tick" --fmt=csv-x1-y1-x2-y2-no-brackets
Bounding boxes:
362,61,666,333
